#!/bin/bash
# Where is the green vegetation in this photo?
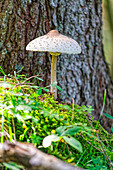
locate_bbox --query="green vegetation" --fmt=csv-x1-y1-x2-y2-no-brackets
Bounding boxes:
103,0,113,78
0,68,113,170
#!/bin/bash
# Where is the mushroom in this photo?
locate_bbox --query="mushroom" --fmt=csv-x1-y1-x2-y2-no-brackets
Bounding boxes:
26,30,81,99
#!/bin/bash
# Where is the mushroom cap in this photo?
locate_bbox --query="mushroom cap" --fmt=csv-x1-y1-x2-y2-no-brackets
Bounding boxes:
26,30,81,54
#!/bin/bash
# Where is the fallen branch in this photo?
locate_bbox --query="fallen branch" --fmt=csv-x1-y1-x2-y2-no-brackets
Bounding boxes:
0,141,85,170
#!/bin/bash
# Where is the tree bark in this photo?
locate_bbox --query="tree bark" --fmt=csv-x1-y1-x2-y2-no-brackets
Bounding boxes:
0,0,113,132
0,141,85,170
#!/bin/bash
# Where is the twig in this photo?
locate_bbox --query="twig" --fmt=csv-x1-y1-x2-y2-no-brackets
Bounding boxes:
13,74,42,88
12,118,16,141
80,133,101,152
14,82,34,87
19,74,41,84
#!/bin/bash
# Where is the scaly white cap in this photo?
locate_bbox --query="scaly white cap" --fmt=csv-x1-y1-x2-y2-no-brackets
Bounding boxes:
26,30,81,54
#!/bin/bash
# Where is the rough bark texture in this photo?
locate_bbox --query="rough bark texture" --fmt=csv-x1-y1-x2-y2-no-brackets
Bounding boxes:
0,141,85,170
0,0,113,132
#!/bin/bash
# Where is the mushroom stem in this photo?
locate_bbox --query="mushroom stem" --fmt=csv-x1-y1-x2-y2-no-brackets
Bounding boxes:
51,55,57,99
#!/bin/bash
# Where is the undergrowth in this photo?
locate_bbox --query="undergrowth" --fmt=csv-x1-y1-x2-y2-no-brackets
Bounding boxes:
0,70,113,170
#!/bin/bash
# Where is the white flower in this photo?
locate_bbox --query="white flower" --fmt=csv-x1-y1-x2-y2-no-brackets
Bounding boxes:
43,135,59,148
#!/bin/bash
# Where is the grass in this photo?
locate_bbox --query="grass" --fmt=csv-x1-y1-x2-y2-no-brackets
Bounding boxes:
0,70,113,170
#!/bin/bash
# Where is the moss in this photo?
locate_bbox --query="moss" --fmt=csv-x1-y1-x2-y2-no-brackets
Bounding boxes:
0,77,113,169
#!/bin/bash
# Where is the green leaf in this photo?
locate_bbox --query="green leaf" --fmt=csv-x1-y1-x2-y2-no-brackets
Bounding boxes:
3,162,24,170
104,113,113,119
63,136,83,153
29,85,40,89
59,104,71,110
111,127,113,133
37,89,42,95
37,77,43,81
0,66,5,75
42,87,49,92
56,126,67,135
55,85,63,91
63,126,80,136
63,105,71,110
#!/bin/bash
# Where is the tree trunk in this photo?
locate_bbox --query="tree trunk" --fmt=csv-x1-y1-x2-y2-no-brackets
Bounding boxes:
0,0,113,132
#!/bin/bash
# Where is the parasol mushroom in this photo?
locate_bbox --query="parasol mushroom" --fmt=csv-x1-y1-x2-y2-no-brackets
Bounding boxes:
26,30,81,99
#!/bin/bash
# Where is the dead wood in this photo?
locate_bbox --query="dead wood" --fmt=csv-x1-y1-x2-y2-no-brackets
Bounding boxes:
0,141,85,170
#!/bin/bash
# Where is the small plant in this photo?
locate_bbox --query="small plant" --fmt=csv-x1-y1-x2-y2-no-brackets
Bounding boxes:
87,157,108,170
42,124,100,153
104,113,113,132
0,68,113,170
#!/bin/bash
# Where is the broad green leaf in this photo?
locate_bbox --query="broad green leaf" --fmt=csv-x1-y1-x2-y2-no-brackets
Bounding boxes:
104,113,113,119
63,126,80,136
63,136,83,153
111,127,113,133
56,126,67,135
